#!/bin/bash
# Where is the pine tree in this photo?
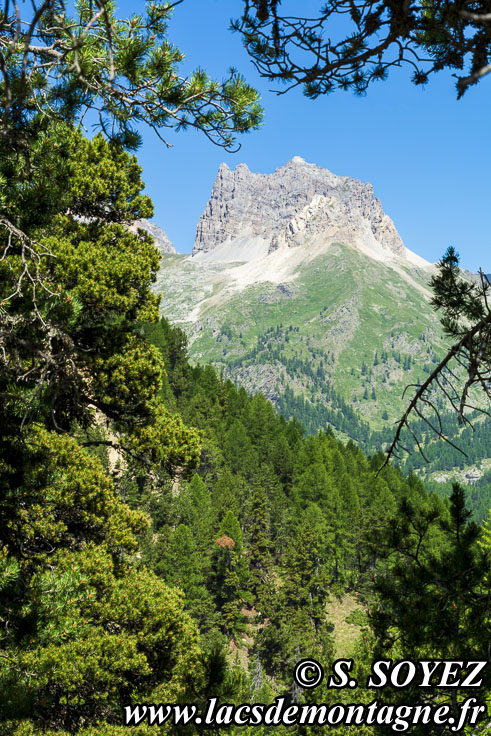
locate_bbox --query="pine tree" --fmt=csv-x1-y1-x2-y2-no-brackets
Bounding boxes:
0,433,205,734
224,420,256,475
235,1,491,100
158,524,216,630
0,124,216,734
178,473,214,556
339,472,361,577
282,520,329,631
255,518,334,686
211,470,247,527
293,462,330,506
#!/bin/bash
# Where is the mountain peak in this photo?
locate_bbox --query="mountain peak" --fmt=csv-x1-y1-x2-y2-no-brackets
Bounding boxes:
193,159,407,262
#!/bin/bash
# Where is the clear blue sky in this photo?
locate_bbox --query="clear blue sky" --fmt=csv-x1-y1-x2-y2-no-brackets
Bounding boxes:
117,1,491,273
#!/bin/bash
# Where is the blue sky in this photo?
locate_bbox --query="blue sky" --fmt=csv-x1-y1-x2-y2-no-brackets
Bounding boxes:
118,1,491,272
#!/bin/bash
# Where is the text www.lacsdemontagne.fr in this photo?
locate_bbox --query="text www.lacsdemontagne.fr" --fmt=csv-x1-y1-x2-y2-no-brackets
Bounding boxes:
124,696,486,732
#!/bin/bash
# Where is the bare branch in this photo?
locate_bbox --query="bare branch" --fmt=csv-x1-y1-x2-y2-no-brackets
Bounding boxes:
380,308,491,472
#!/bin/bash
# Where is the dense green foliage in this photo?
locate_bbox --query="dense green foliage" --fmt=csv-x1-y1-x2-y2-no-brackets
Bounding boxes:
137,317,491,734
142,318,436,659
0,124,209,734
369,484,491,734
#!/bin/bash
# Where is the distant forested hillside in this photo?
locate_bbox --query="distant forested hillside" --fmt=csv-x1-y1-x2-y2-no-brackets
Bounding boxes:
370,413,491,524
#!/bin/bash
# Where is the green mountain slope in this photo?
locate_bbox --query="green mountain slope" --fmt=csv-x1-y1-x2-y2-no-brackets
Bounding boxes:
157,242,446,438
157,246,491,521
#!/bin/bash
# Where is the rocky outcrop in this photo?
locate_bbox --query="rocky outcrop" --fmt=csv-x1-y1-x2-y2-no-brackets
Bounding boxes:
227,363,281,403
193,156,405,258
132,219,177,254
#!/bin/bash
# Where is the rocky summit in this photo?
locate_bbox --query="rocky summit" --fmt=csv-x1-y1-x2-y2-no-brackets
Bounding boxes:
193,156,405,259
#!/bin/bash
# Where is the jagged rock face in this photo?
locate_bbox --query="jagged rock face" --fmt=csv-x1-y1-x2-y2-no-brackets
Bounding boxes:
193,156,405,258
132,219,177,254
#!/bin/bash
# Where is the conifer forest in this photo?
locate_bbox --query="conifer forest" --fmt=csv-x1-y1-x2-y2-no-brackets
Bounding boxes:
1,1,491,734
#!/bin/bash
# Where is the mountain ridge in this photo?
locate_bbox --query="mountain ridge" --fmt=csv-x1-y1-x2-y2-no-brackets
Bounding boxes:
193,156,410,262
182,157,433,314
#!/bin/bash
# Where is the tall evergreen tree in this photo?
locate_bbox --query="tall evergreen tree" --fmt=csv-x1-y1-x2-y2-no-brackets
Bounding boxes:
245,473,273,601
224,420,257,476
210,512,249,637
370,484,491,734
158,524,216,631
